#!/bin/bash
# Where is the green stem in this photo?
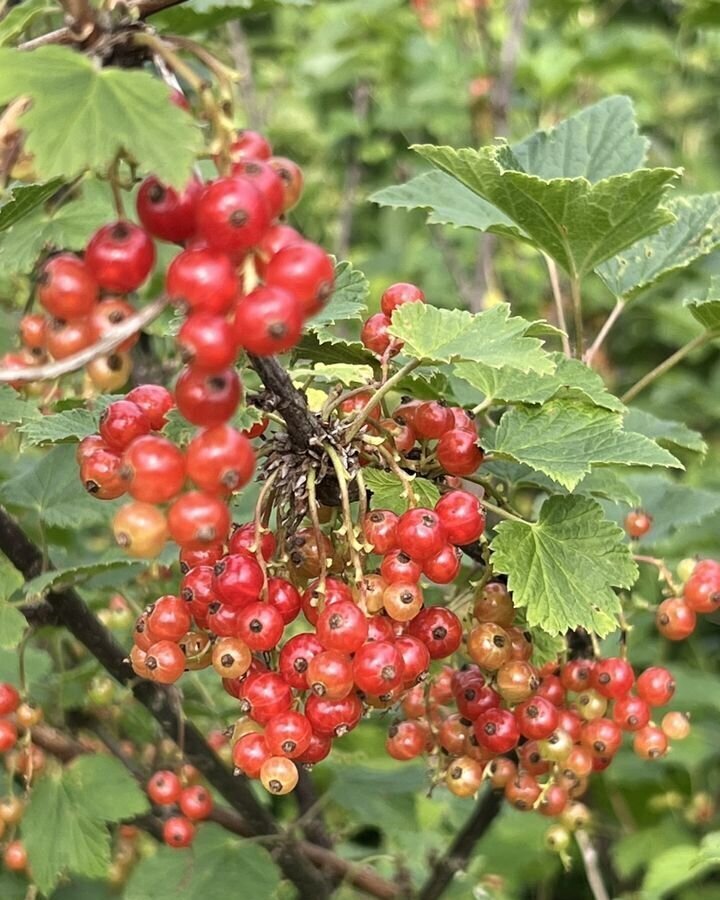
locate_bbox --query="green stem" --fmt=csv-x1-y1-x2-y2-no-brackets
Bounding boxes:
621,332,713,404
570,275,584,359
345,358,421,441
324,444,363,583
482,499,528,524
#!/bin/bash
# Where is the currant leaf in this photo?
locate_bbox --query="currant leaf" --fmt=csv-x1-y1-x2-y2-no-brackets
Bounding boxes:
0,385,38,426
307,259,369,331
0,179,64,231
17,405,107,445
684,276,720,332
412,143,678,276
490,495,637,636
493,399,682,490
363,469,441,515
0,46,202,186
623,408,707,455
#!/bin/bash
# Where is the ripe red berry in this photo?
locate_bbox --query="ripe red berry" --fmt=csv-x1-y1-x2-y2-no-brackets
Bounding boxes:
3,841,27,871
514,697,559,740
136,176,201,243
81,448,126,500
560,659,595,692
437,429,484,476
255,223,302,277
126,384,174,430
684,572,720,614
121,435,186,503
414,401,454,440
264,241,335,317
46,317,94,359
380,550,422,584
178,313,237,371
100,400,151,451
229,523,276,561
195,176,270,255
422,544,462,584
380,282,425,318
316,600,369,653
304,693,363,737
633,724,668,759
233,285,304,356
85,221,155,292
656,598,696,640
230,159,285,219
166,247,239,315
467,622,511,670
89,297,138,353
232,732,271,778
625,508,652,539
581,717,623,757
361,313,394,356
239,672,292,724
278,633,324,691
612,694,650,731
396,508,446,561
363,509,399,555
179,784,213,821
637,666,675,706
0,683,20,716
352,640,405,696
307,649,354,699
186,425,255,495
147,769,182,806
435,490,486,546
168,491,231,549
20,313,47,353
504,773,541,811
296,731,332,766
175,367,241,427
237,601,284,651
386,720,428,761
213,552,264,607
229,129,272,162
147,595,191,642
590,657,635,700
407,607,462,659
264,710,313,758
163,816,195,848
264,577,301,625
38,253,97,319
474,707,520,753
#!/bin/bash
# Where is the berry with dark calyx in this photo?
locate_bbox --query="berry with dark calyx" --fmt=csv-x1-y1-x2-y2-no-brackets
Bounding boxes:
186,425,255,495
229,129,272,162
121,435,186,504
473,581,515,626
517,740,550,776
168,491,231,550
307,649,354,699
407,607,462,659
195,176,270,255
211,636,252,679
268,157,304,211
179,785,213,821
474,707,520,753
613,694,650,731
230,159,285,219
148,594,191,642
232,732,271,778
20,313,47,354
305,693,363,737
684,571,720,614
178,313,237,371
147,770,182,806
580,717,623,758
414,401,454,440
85,221,155,292
656,597,696,640
46,317,95,359
386,720,428,761
435,490,485,546
395,635,431,685
126,384,174,430
166,247,239,315
100,400,151,451
446,755,484,798
380,282,425,318
136,175,202,243
625,508,653,539
352,640,405,696
382,582,423,621
279,632,324,691
239,672,292,724
514,697,559,741
316,600,369,653
38,253,97,319
163,816,195,848
260,756,299,795
637,666,675,706
145,640,186,684
264,241,335,317
264,711,313,759
237,601,284,651
560,658,595,692
234,285,304,356
633,724,669,759
467,622,511,671
81,447,126,500
504,773,541,811
436,429,484,476
90,297,138,353
496,659,540,704
590,657,634,699
175,367,242,428
363,509,399,555
113,501,168,558
213,552,264,607
87,350,131,390
396,508,446,561
380,550,422,584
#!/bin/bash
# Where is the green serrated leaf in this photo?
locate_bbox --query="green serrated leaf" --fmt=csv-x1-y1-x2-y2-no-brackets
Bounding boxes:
491,495,637,636
18,406,102,445
295,331,377,367
623,408,707,455
0,603,26,649
493,400,681,490
597,193,720,299
161,408,195,447
642,845,713,900
363,468,440,515
307,259,368,330
0,0,57,46
512,95,649,181
0,444,116,527
454,352,623,411
388,303,554,373
124,825,280,900
0,47,202,187
684,276,720,333
292,363,374,387
23,556,141,599
0,385,38,425
413,143,678,277
0,179,64,231
65,755,149,822
370,170,520,233
0,179,114,277
23,770,111,894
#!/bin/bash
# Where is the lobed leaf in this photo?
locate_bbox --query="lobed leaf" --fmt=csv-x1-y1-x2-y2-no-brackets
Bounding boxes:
363,468,440,515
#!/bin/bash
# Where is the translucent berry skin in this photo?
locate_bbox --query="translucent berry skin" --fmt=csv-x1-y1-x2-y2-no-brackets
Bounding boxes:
239,672,292,724
38,253,97,319
260,756,299,795
414,402,454,440
581,717,623,757
435,490,486,546
380,550,422,584
126,384,174,430
560,659,595,692
85,221,155,292
147,770,182,805
81,448,126,500
264,711,313,758
316,600,369,653
264,241,335,318
684,572,720,613
237,601,284,651
163,816,195,848
352,640,405,696
166,247,239,315
590,657,635,700
474,707,520,753
386,720,428,761
255,224,302,277
633,724,668,759
307,649,354,699
186,425,255,495
233,285,304,356
396,508,447,561
636,666,675,706
436,429,484,476
514,697,560,740
136,176,202,244
304,693,363,737
148,595,191,642
90,297,138,353
213,553,264,608
229,129,272,162
296,731,332,765
175,367,241,427
195,176,270,255
380,282,425,318
656,597,697,640
179,785,213,821
407,607,462,659
178,314,237,371
168,491,231,550
47,317,95,359
422,544,462,584
113,502,168,558
661,711,691,740
232,732,271,778
145,640,185,684
269,157,304,212
99,400,151,451
625,508,653,539
121,435,186,503
229,523,276,561
363,509,399,555
231,159,285,220
361,313,394,356
0,720,17,753
278,633,324,691
612,694,650,731
395,635,430,685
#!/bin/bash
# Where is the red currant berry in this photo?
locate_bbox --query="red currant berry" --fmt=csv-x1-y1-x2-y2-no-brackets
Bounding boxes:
414,401,454,440
296,732,332,766
147,594,191,643
264,241,335,318
163,816,195,848
264,711,313,759
186,425,255,495
560,659,595,692
136,176,201,243
38,253,97,319
121,435,186,503
612,694,650,731
229,523,276,561
353,640,405,696
514,697,559,740
304,693,363,737
435,490,486,546
178,313,237,371
234,285,304,356
255,224,302,277
633,724,668,759
307,649,354,699
179,785,213,821
361,313,395,356
237,601,284,651
265,577,301,625
474,707,520,753
590,657,635,700
232,732,271,778
637,666,675,706
395,635,430,685
0,684,20,716
437,428,484,476
213,552,264,607
473,581,515,626
20,313,47,352
126,384,174,430
168,491,231,549
85,221,155,292
422,544,462,584
100,401,151,451
81,448,126,500
684,572,720,613
396,508,446,561
467,622,511,670
166,247,239,315
239,672,292,724
656,598,696,640
229,130,272,162
581,717,623,757
407,607,462,659
230,159,284,219
0,720,17,753
386,720,428,761
504,773,541,811
380,282,425,318
316,600,368,653
195,176,270,255
175,367,241,427
661,711,691,740
625,508,652,539
145,640,186,684
268,157,304,211
380,550,422,584
363,509,399,555
147,770,182,805
279,632,324,691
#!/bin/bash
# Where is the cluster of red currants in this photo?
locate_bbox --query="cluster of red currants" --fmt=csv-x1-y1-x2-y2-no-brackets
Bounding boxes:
387,579,690,824
0,683,43,759
656,558,720,641
6,125,334,392
146,769,214,849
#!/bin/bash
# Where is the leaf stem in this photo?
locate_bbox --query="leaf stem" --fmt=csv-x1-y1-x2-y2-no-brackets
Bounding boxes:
345,358,421,441
543,255,571,358
482,499,528,524
621,332,713,403
584,297,625,366
570,274,584,358
324,444,363,584
306,468,327,601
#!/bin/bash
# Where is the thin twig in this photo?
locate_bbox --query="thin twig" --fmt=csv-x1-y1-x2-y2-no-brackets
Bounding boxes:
575,829,611,900
0,295,169,384
621,332,713,403
570,275,584,358
584,297,625,366
544,255,571,357
346,359,421,441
